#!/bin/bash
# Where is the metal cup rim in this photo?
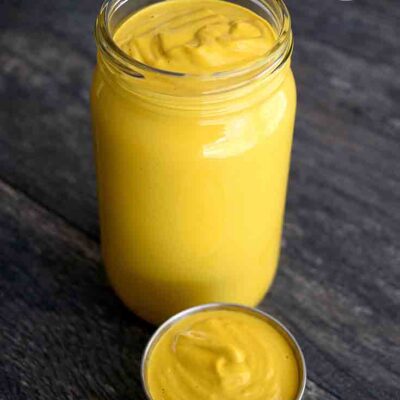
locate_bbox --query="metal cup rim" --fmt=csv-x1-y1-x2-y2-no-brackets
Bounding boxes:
141,302,307,400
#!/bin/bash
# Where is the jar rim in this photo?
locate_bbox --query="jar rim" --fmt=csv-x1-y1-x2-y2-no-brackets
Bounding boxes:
95,0,293,86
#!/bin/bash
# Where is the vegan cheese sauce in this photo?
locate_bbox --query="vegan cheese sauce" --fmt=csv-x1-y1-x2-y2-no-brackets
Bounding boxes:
91,0,296,323
113,0,277,74
144,309,300,400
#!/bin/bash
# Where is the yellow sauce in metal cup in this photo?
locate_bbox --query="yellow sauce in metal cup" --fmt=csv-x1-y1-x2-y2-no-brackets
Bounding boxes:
141,304,306,400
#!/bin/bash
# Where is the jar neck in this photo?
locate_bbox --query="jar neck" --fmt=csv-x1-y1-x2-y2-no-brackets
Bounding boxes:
95,0,293,100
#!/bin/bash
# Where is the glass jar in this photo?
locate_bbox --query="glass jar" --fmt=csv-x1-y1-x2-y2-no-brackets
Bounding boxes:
91,0,295,324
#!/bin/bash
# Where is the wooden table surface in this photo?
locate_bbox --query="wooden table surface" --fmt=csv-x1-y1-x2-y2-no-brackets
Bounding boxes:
1,0,399,399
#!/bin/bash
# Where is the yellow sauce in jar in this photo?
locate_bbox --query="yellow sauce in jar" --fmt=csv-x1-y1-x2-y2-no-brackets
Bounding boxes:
114,0,277,74
91,0,296,324
144,308,300,400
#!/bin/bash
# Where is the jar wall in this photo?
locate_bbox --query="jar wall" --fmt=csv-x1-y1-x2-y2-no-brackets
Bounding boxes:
91,63,296,324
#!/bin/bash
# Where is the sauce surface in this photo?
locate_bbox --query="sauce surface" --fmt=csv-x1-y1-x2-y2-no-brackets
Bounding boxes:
113,0,276,74
146,309,299,400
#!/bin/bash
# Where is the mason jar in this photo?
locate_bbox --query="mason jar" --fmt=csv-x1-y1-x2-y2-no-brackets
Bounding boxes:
91,0,295,324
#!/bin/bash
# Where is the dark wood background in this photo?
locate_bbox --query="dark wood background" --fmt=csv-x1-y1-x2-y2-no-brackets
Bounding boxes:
1,0,399,399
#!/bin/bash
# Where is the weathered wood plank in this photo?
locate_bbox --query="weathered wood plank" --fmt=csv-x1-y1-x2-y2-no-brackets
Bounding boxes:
0,180,338,400
0,179,147,400
286,0,400,68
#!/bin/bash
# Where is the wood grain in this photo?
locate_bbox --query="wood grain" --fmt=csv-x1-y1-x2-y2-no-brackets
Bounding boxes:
0,0,399,399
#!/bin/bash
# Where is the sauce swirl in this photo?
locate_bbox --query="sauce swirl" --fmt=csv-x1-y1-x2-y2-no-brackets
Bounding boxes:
114,0,276,74
146,310,299,400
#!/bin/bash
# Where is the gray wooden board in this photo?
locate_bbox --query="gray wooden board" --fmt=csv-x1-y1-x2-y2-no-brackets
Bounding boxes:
0,0,399,399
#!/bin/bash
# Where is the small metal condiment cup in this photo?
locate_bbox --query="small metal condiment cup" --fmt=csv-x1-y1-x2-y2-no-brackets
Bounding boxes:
141,303,307,400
